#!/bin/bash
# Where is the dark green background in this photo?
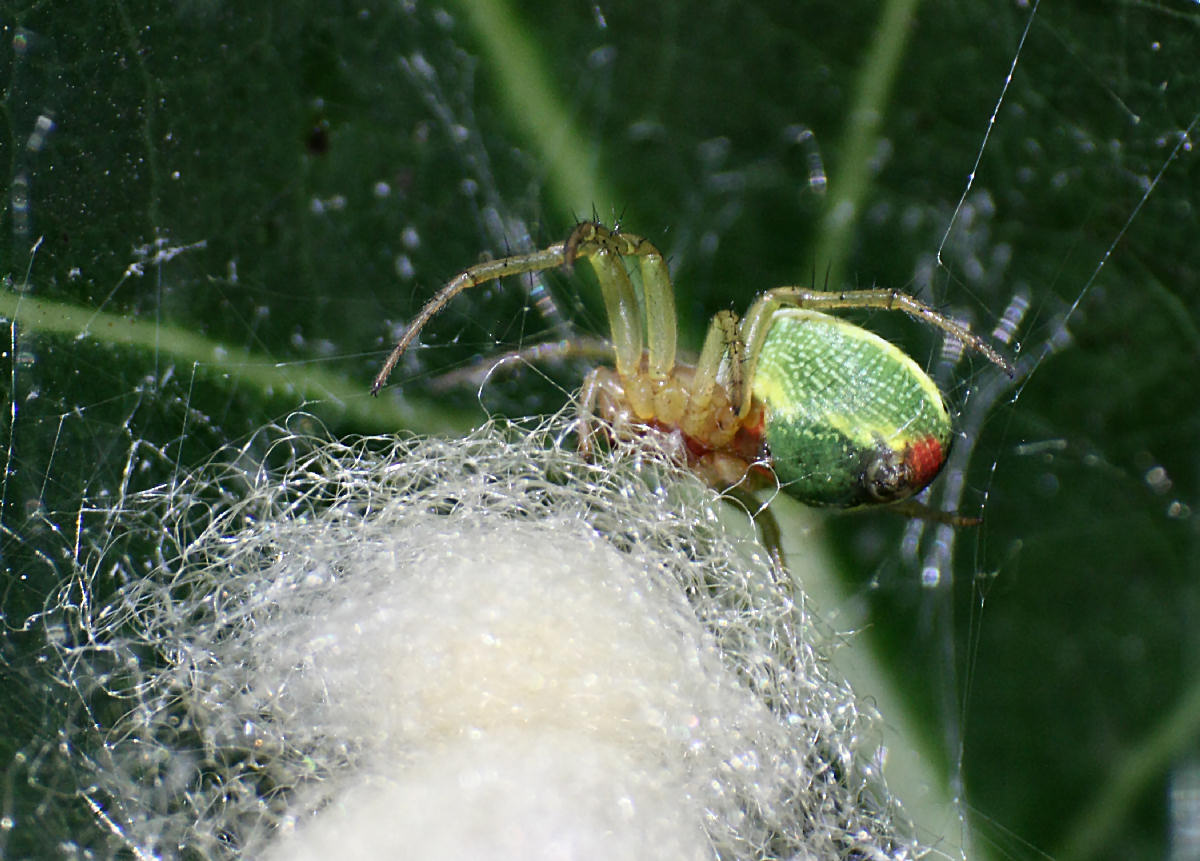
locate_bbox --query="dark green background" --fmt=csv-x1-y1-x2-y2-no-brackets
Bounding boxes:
2,1,1198,858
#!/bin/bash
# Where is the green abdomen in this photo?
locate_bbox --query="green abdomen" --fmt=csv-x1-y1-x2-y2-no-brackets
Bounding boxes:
751,309,953,508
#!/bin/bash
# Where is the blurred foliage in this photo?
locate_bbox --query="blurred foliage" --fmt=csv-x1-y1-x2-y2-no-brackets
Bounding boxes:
1,0,1198,858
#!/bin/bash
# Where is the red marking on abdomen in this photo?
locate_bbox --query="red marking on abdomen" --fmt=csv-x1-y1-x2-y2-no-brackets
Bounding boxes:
906,436,946,487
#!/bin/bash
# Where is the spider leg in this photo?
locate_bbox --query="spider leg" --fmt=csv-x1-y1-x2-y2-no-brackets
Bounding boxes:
692,309,742,409
428,336,613,392
723,486,791,587
577,365,631,458
566,222,676,380
870,498,982,527
765,286,1015,376
375,222,679,398
371,244,567,395
727,284,1014,417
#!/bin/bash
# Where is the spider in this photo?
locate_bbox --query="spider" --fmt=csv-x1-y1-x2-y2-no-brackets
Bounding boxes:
372,221,1013,524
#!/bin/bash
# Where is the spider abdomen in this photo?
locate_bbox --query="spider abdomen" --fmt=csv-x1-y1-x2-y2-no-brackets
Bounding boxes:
751,309,953,508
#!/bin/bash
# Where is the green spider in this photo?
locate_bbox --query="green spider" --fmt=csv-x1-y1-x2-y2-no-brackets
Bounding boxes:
372,222,1013,522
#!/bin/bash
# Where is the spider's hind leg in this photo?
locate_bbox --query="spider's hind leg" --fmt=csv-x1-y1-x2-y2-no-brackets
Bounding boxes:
763,286,1015,376
881,498,983,527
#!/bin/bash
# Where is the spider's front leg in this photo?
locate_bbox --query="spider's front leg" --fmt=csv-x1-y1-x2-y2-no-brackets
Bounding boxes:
577,366,633,458
565,222,677,381
372,244,569,395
